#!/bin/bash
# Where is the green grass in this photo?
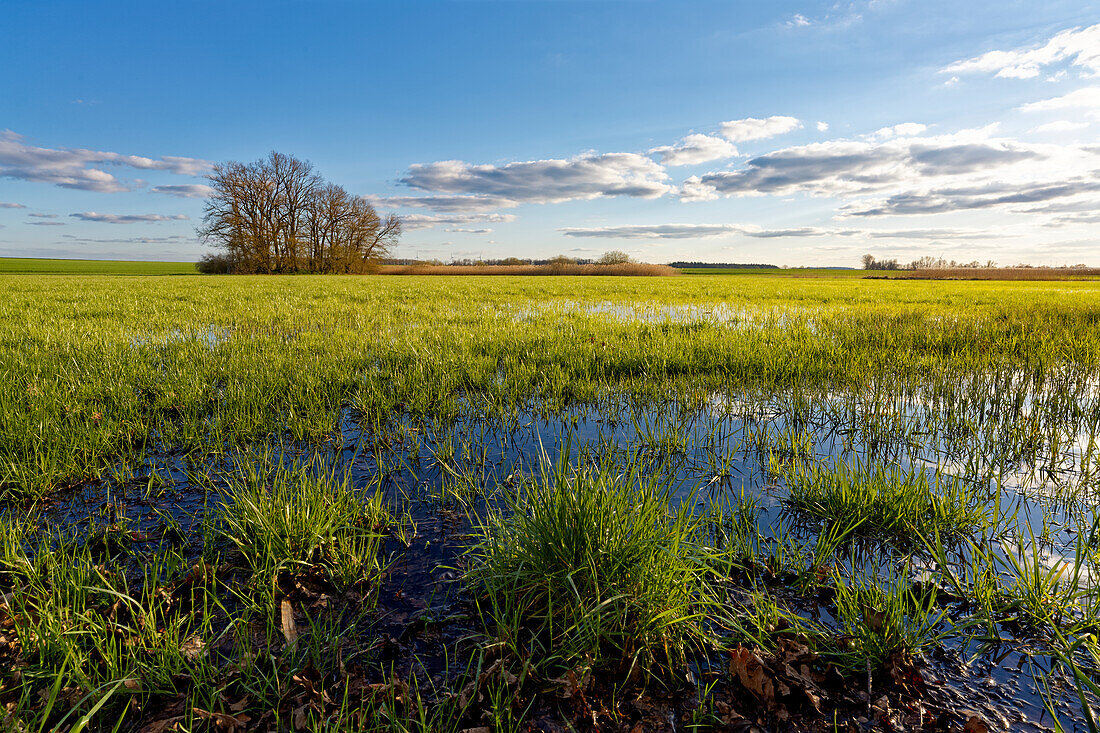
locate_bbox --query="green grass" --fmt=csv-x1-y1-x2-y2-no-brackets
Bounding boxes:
216,453,392,599
2,271,1100,728
0,257,198,275
775,457,991,543
468,449,716,679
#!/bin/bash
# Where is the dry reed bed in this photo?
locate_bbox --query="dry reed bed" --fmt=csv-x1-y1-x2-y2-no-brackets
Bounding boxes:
380,262,679,276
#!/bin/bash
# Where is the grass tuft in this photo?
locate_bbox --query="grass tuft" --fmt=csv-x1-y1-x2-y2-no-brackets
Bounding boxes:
468,449,713,679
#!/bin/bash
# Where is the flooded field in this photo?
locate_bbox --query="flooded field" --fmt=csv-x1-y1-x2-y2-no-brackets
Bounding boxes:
3,274,1100,731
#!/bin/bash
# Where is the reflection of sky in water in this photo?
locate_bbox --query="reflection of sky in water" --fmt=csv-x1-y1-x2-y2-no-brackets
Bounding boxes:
25,373,1100,731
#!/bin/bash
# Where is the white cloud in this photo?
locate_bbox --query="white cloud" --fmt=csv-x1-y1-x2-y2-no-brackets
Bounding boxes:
865,123,927,140
649,134,738,166
152,184,214,199
1019,86,1100,113
0,202,25,209
70,212,190,224
684,125,1099,221
399,152,671,204
1030,120,1091,133
816,121,830,132
401,213,517,230
942,24,1100,80
559,223,996,240
442,227,493,234
364,194,518,213
719,116,802,142
28,213,57,218
0,130,212,193
841,178,1100,216
787,14,811,28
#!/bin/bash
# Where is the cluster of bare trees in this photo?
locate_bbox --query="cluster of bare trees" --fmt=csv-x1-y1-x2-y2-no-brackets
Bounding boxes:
198,152,400,274
863,254,1003,271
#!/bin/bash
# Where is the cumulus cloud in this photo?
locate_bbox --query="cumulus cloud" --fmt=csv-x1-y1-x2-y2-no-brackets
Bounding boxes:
0,202,25,209
364,194,518,213
559,223,995,240
841,179,1100,216
649,134,738,166
152,184,214,199
70,212,190,224
401,213,517,231
941,24,1100,80
399,152,671,204
816,121,830,132
0,130,212,193
682,127,1085,213
719,116,802,142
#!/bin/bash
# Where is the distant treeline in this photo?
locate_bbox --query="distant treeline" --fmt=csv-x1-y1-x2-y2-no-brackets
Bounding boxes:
670,262,779,269
863,254,1093,272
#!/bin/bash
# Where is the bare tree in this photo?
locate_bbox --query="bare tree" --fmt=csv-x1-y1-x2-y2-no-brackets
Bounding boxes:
598,250,632,265
198,152,399,273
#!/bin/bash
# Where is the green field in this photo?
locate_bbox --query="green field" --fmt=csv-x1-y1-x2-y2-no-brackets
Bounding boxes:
0,257,198,275
2,273,1099,730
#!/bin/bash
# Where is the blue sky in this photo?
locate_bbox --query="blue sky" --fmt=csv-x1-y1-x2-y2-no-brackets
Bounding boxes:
2,0,1099,266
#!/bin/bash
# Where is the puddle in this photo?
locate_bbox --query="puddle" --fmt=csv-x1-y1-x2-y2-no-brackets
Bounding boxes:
13,378,1100,730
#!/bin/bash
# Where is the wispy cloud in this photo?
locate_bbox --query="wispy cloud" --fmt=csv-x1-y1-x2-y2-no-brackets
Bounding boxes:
1030,120,1091,133
0,202,25,209
401,212,517,230
365,194,518,213
941,24,1100,80
0,130,211,193
152,184,214,199
1019,86,1100,114
559,223,997,240
70,212,190,224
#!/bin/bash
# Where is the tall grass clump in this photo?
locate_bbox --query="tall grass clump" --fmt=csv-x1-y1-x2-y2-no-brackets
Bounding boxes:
468,450,713,679
216,455,391,597
777,457,989,543
829,572,947,672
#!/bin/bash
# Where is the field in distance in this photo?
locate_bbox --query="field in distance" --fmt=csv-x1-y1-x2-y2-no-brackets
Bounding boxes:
0,257,198,275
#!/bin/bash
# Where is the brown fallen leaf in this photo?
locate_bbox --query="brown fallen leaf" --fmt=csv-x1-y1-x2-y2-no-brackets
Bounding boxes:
964,716,991,733
729,646,775,705
281,599,298,651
